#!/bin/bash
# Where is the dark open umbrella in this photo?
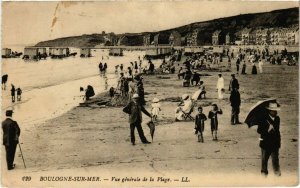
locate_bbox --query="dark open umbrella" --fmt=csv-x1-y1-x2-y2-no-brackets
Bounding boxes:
245,98,279,127
147,120,155,142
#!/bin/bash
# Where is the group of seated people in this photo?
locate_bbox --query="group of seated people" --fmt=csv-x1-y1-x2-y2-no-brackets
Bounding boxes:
178,67,202,87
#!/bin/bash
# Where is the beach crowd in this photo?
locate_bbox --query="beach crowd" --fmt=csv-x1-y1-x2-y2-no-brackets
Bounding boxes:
3,46,296,177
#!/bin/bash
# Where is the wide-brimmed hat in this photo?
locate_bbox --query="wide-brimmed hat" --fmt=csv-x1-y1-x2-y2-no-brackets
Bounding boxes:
182,94,189,100
152,98,160,103
266,102,280,111
132,94,139,99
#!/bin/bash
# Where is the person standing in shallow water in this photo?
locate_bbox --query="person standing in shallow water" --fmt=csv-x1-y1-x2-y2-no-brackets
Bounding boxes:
17,88,22,101
11,85,16,103
123,94,152,145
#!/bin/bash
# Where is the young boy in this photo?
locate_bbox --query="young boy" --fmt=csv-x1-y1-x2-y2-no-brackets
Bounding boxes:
195,106,207,142
208,104,223,141
17,87,22,101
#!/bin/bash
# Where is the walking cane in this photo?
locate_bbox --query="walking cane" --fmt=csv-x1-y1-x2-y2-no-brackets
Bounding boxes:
18,143,26,168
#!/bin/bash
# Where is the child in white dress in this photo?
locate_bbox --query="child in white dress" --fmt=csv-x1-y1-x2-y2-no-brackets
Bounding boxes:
151,98,161,121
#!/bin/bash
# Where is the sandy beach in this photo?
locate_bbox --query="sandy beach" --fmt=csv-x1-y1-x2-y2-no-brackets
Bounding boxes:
2,56,298,186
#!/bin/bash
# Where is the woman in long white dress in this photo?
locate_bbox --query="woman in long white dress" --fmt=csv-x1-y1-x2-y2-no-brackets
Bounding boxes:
216,74,224,99
192,81,206,100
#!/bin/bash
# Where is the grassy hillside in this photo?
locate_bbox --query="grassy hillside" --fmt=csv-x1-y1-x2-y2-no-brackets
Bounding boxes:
35,34,107,47
35,7,299,47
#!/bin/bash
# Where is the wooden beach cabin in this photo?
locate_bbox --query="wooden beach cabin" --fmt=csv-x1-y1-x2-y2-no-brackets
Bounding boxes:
184,47,204,56
80,48,91,57
145,48,158,56
2,48,12,58
213,46,224,54
109,48,123,56
23,47,47,60
49,47,70,58
144,47,171,59
193,47,204,53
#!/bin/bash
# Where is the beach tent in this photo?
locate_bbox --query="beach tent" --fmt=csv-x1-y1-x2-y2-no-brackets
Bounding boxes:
145,49,158,56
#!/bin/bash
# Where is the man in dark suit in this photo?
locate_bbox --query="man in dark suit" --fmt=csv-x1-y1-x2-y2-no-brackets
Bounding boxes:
2,110,21,170
229,74,239,91
236,58,240,74
257,102,281,176
123,94,152,145
229,88,241,125
191,71,201,86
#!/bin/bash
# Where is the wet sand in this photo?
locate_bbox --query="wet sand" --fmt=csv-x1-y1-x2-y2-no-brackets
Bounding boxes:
2,59,298,186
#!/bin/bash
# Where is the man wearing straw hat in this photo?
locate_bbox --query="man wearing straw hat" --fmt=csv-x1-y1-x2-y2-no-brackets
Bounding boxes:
257,102,281,176
2,110,21,170
123,94,152,145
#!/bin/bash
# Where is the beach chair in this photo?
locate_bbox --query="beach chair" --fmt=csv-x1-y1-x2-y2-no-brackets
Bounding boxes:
182,101,195,121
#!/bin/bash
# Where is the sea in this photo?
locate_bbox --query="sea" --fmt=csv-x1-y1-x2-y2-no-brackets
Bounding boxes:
1,45,164,128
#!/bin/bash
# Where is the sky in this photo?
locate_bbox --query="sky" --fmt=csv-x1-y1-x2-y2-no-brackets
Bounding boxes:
2,1,299,46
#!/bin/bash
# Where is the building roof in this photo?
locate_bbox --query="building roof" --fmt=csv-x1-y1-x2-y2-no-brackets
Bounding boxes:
170,31,181,38
241,28,252,34
213,30,222,35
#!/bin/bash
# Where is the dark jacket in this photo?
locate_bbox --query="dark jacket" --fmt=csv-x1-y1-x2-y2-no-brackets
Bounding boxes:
230,90,241,107
229,78,239,91
195,113,207,132
2,118,20,146
123,101,151,124
208,110,223,130
257,115,281,150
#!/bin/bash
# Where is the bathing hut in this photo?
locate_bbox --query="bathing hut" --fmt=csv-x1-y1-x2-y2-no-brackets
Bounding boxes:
23,47,47,60
145,48,158,56
49,47,70,58
80,48,91,57
109,48,123,56
183,47,204,56
193,47,204,53
213,46,224,54
144,47,171,59
2,48,12,58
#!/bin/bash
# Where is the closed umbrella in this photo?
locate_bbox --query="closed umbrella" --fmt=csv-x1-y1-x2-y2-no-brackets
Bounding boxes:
244,98,279,127
147,120,155,142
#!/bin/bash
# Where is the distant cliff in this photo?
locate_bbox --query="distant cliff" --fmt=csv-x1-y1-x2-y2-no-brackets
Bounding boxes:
35,7,299,47
35,34,107,47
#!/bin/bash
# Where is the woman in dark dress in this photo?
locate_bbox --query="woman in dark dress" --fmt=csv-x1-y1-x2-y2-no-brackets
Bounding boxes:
134,61,138,73
251,63,257,75
241,61,246,74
